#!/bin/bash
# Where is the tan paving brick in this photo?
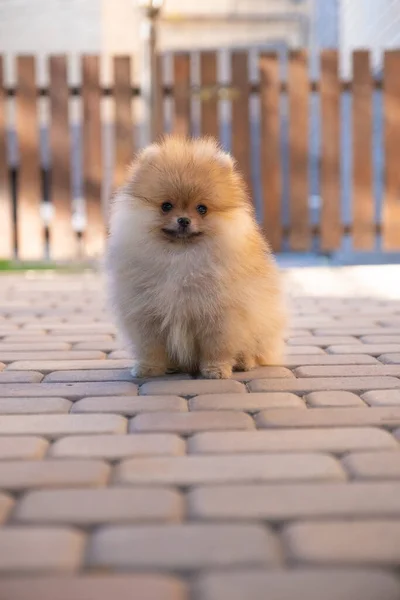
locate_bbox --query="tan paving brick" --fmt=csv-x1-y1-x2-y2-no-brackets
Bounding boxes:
72,395,187,415
195,569,400,600
140,380,246,397
379,354,400,364
130,411,254,434
0,342,71,350
73,341,121,351
0,371,44,383
0,351,106,362
109,350,131,359
0,527,85,573
287,336,360,346
283,354,378,367
0,414,127,438
50,434,185,459
189,393,305,412
343,452,400,480
248,376,400,394
14,487,183,525
285,346,326,355
0,397,72,414
305,391,366,407
256,407,400,429
44,369,135,382
0,459,110,490
0,382,138,398
87,524,281,570
49,324,117,333
362,390,400,406
0,575,188,600
327,344,400,356
0,492,13,523
0,436,49,459
231,366,294,381
7,359,133,373
3,334,114,343
189,482,400,521
362,335,400,344
295,365,400,377
188,427,397,454
283,520,400,566
314,327,392,336
115,453,344,485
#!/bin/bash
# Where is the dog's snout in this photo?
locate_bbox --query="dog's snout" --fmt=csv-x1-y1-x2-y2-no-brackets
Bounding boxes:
177,217,191,228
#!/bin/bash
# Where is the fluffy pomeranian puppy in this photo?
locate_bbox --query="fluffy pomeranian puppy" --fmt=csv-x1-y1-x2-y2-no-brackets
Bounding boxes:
106,136,286,379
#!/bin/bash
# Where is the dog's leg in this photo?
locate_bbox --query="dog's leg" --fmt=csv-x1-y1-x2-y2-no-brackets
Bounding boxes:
131,339,169,378
233,352,256,372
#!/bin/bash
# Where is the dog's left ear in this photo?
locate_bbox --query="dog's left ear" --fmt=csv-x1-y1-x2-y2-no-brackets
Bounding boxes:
215,150,235,170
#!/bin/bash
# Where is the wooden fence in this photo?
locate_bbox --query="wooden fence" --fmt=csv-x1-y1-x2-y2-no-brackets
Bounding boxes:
1,50,400,261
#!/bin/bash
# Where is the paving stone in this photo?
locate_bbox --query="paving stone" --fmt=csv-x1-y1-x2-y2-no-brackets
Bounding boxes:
0,459,110,490
231,367,295,381
0,527,85,573
73,341,120,351
189,393,305,412
362,335,400,344
0,414,127,438
305,391,366,407
295,365,400,377
7,359,133,373
140,380,246,397
0,492,13,523
343,452,400,480
71,395,188,415
0,382,138,399
256,407,400,429
0,342,71,350
0,575,188,600
188,427,397,454
194,569,400,600
379,354,400,364
327,344,400,356
283,520,400,566
51,433,185,460
115,453,344,485
283,355,379,367
109,350,131,359
0,371,43,383
14,487,183,525
0,436,49,459
362,390,400,406
285,346,326,355
188,482,400,521
0,351,106,362
44,369,136,382
87,524,281,570
287,336,360,347
3,334,114,343
130,411,254,434
248,377,400,394
0,397,72,414
314,328,392,336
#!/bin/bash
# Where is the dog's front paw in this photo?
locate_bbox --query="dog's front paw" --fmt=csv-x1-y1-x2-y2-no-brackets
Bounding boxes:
131,363,166,378
200,363,232,379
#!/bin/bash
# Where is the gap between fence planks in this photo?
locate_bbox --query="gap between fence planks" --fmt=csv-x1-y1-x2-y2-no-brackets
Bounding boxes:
259,53,282,251
383,50,400,251
320,49,341,251
16,56,43,260
0,56,13,259
49,55,77,260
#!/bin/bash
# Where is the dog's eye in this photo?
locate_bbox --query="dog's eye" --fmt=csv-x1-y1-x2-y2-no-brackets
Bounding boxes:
196,205,208,216
161,202,173,213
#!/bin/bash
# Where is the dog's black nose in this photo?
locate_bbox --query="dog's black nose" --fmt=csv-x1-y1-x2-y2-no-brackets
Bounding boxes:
177,217,191,228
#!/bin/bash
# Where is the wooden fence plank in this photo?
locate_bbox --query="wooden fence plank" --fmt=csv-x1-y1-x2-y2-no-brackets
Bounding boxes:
82,55,104,257
154,54,164,139
0,56,14,258
259,52,282,251
200,51,218,138
48,55,76,259
231,51,252,197
320,50,341,251
383,50,400,250
352,51,374,249
288,50,310,250
16,56,43,259
113,56,133,189
173,53,191,137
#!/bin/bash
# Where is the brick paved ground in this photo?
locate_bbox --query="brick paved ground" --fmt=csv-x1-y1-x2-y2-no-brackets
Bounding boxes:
0,266,400,600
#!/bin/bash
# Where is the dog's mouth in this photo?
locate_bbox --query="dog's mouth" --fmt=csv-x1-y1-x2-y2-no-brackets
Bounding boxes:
161,228,203,241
